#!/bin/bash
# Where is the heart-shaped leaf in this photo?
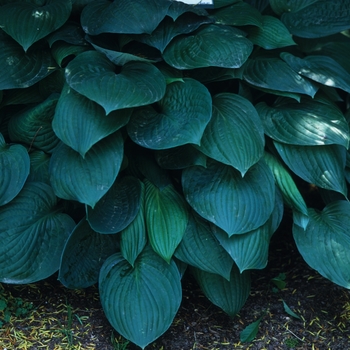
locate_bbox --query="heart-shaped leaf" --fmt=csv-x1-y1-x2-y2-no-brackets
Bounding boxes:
293,200,350,288
59,217,119,289
163,24,253,69
0,182,75,283
49,132,124,207
65,51,166,114
0,133,30,206
0,0,72,51
53,84,131,157
99,246,182,349
182,158,275,235
191,264,251,318
127,78,212,149
87,176,142,234
198,93,264,175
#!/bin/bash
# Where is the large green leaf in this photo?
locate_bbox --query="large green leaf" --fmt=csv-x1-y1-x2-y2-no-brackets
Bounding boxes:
257,100,349,148
198,93,264,175
87,176,142,234
28,151,50,184
8,94,60,153
127,78,212,149
281,0,350,38
65,51,166,114
269,0,318,15
99,246,182,349
243,58,318,97
175,212,233,280
167,0,209,20
0,182,75,283
0,0,72,51
0,133,30,206
212,189,284,272
163,24,253,69
0,31,57,89
281,53,350,94
144,179,189,263
191,264,251,317
81,0,171,35
53,84,131,157
49,132,123,207
274,142,347,197
246,16,296,49
182,158,275,235
58,218,119,289
293,201,350,288
50,41,88,67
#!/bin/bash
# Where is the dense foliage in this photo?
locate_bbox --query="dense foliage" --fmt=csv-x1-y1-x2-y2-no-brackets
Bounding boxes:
0,0,350,348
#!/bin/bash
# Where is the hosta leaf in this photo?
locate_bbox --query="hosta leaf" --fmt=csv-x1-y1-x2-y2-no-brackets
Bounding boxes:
212,189,284,272
163,24,253,69
59,218,119,289
175,212,233,280
0,0,72,51
257,100,349,148
28,151,50,184
120,183,147,267
242,58,318,97
274,142,347,197
270,0,318,15
198,93,264,175
214,0,242,8
53,84,131,157
49,132,123,207
128,78,212,149
144,179,189,263
65,51,166,115
99,246,182,349
167,0,208,20
47,21,87,47
191,264,251,318
293,201,350,288
240,317,262,342
81,0,171,35
182,158,275,235
0,182,75,283
281,0,350,38
281,53,350,94
8,94,60,153
246,16,296,49
0,31,57,89
51,41,88,67
211,2,263,27
87,176,142,234
0,133,30,206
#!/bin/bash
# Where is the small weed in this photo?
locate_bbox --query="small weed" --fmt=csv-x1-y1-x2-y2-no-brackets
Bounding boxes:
111,332,130,350
56,300,80,347
285,337,299,348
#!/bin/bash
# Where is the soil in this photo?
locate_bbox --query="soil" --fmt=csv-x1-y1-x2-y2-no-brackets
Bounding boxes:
1,218,350,350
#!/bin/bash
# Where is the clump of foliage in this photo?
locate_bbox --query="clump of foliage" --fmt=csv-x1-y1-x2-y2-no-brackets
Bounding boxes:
0,0,350,348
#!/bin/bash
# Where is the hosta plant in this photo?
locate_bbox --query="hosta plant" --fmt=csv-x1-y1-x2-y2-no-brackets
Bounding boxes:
1,0,350,348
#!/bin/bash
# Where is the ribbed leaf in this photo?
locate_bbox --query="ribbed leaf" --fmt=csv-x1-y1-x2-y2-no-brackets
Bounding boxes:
0,182,75,283
144,179,189,263
281,0,350,38
182,158,275,235
53,84,131,157
243,58,317,97
257,100,349,148
87,176,142,234
8,94,60,153
198,93,264,175
191,264,251,318
270,0,318,15
51,41,88,67
59,218,119,289
163,24,253,69
0,133,30,206
167,1,209,20
175,212,233,280
281,53,350,94
274,142,347,197
65,51,166,115
246,16,296,49
128,78,212,149
28,151,50,184
293,201,350,288
99,246,182,349
0,0,72,51
49,132,123,207
81,0,171,35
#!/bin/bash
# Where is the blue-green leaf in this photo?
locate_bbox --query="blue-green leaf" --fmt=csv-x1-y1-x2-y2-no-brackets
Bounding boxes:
240,317,262,343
